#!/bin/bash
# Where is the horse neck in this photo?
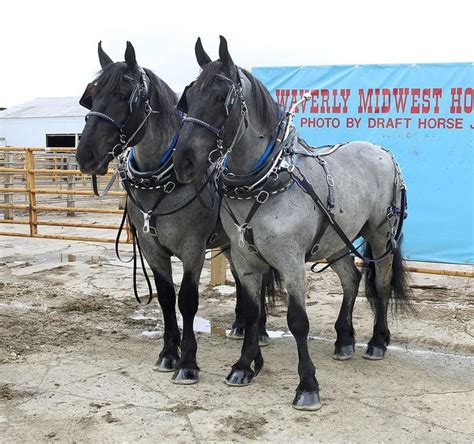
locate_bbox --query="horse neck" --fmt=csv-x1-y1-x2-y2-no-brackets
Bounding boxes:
226,115,277,175
132,112,179,172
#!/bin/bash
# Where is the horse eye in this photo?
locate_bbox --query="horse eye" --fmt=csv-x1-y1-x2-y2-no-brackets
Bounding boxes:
215,95,226,103
120,95,129,101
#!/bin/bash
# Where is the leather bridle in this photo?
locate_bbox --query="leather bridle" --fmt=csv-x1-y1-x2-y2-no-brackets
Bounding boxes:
80,67,158,159
177,67,249,164
79,66,160,196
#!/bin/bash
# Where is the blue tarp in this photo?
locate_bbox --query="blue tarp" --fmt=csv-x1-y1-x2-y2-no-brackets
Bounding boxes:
253,63,473,264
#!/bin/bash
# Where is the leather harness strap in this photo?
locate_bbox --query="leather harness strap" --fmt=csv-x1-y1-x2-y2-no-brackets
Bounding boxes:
290,164,407,264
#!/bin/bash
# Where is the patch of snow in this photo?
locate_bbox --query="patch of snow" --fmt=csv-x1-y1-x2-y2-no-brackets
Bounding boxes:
141,330,160,338
213,285,235,296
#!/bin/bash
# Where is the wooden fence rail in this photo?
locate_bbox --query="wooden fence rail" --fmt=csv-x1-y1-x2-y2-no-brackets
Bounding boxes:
0,147,129,242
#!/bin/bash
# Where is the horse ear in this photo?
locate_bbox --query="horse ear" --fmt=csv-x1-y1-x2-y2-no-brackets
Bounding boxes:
195,37,212,68
124,41,138,72
98,41,113,69
218,35,236,78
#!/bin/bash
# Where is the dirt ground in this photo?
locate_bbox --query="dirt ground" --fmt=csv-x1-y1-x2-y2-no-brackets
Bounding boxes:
0,236,473,443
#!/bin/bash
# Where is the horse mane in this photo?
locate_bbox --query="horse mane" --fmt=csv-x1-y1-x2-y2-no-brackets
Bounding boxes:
196,61,280,132
93,63,179,129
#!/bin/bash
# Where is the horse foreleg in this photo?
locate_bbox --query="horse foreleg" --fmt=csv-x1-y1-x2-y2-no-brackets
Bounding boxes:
152,256,180,372
225,251,265,386
226,252,269,346
227,255,245,339
330,254,362,360
171,252,205,384
283,260,321,411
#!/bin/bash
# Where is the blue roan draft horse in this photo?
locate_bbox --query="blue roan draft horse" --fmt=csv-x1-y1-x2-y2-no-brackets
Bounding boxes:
75,42,273,386
173,36,412,410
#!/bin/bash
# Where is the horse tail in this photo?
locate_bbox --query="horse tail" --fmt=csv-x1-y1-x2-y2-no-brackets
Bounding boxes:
364,237,413,313
262,267,283,307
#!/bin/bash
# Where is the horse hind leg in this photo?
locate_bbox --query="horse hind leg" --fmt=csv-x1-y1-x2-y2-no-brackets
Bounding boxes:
330,254,362,360
363,235,394,360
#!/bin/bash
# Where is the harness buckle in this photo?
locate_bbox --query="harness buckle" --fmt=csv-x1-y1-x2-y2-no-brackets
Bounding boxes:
144,101,152,114
310,243,320,255
164,181,176,193
118,167,127,182
286,163,296,174
119,131,127,145
327,175,335,187
256,190,269,204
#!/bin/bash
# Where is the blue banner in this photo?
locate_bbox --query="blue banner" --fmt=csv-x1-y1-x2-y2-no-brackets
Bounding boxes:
253,63,473,264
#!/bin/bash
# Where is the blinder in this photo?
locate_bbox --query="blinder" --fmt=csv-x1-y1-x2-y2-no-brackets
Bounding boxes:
177,81,195,114
79,83,95,110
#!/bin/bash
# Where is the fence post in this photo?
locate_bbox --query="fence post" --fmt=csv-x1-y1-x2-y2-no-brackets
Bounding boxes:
210,250,227,286
3,151,13,220
66,154,76,217
25,149,38,236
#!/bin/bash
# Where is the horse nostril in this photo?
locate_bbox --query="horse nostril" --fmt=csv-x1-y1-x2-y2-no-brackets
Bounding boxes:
182,158,194,173
88,150,95,161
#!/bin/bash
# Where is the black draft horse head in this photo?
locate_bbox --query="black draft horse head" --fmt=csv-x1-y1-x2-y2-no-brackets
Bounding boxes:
173,36,244,183
76,41,151,175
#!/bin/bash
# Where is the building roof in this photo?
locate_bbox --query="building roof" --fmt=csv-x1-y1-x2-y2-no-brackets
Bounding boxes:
0,97,87,119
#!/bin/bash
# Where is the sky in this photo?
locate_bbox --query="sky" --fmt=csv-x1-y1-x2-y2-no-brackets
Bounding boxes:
1,0,473,108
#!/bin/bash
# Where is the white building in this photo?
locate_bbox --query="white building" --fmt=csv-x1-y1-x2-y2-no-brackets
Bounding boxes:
0,97,87,147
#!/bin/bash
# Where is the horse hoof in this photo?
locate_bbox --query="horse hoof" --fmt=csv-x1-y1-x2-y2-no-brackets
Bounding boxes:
225,369,254,386
258,335,270,347
363,345,386,360
228,327,245,339
153,357,177,372
171,368,199,385
333,344,354,361
292,390,322,411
